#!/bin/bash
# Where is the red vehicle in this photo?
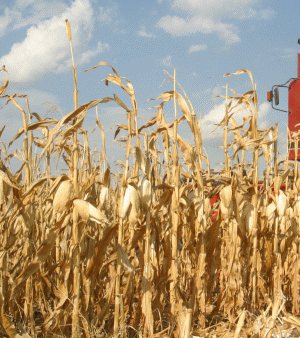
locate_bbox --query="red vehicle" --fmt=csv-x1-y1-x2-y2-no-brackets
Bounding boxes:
267,40,300,160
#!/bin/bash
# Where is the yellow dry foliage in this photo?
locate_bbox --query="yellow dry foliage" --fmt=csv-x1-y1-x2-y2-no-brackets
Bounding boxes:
0,20,299,338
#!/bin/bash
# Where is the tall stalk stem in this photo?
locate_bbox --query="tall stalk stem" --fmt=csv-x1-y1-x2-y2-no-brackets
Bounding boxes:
114,110,132,337
251,83,259,307
170,67,179,318
224,83,229,178
65,19,81,338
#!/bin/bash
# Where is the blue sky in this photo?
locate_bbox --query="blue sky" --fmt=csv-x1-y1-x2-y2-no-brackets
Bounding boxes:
0,0,299,176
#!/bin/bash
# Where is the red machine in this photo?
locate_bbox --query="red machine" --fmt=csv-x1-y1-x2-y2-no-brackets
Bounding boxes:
267,41,300,161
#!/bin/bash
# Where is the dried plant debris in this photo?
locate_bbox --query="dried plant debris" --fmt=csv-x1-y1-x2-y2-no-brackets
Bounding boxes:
0,20,299,338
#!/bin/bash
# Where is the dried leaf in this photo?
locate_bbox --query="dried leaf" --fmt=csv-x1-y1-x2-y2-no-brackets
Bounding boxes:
0,79,9,96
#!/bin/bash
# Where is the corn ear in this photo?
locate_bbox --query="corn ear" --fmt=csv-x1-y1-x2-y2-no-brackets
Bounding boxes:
73,199,108,225
53,180,74,214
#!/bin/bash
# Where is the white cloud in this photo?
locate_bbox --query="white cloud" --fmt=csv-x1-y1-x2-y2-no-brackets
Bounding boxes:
188,44,207,53
9,0,117,29
270,47,295,59
157,15,240,45
0,16,11,38
13,1,68,29
138,26,156,38
200,100,226,140
157,0,275,45
78,41,109,65
0,0,109,83
27,89,59,108
172,0,257,18
212,86,223,99
258,101,271,118
259,9,276,20
0,8,21,37
162,55,172,67
280,48,295,59
98,7,112,23
257,101,272,128
98,5,119,24
15,0,37,8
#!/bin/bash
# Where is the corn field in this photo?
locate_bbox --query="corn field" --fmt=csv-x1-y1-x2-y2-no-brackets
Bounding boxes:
1,21,300,338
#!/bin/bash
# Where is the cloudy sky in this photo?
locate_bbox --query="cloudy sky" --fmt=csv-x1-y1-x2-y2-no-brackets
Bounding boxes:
0,0,299,175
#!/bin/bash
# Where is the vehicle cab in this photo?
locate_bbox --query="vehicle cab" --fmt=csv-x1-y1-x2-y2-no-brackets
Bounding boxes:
267,46,300,161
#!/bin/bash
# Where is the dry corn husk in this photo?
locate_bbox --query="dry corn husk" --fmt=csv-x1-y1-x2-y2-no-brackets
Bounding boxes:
294,195,300,217
197,197,211,222
240,202,254,233
53,180,74,214
220,185,233,219
266,201,276,224
220,185,232,209
287,206,293,218
235,189,245,207
197,199,204,223
0,175,11,205
122,186,133,218
295,177,300,191
220,200,233,219
0,79,9,95
99,186,109,208
73,199,108,225
204,197,211,215
188,190,209,212
14,215,26,234
0,170,19,191
196,199,207,235
122,183,141,228
188,191,201,211
45,200,54,223
187,190,197,202
121,184,140,218
139,176,151,209
276,190,288,222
